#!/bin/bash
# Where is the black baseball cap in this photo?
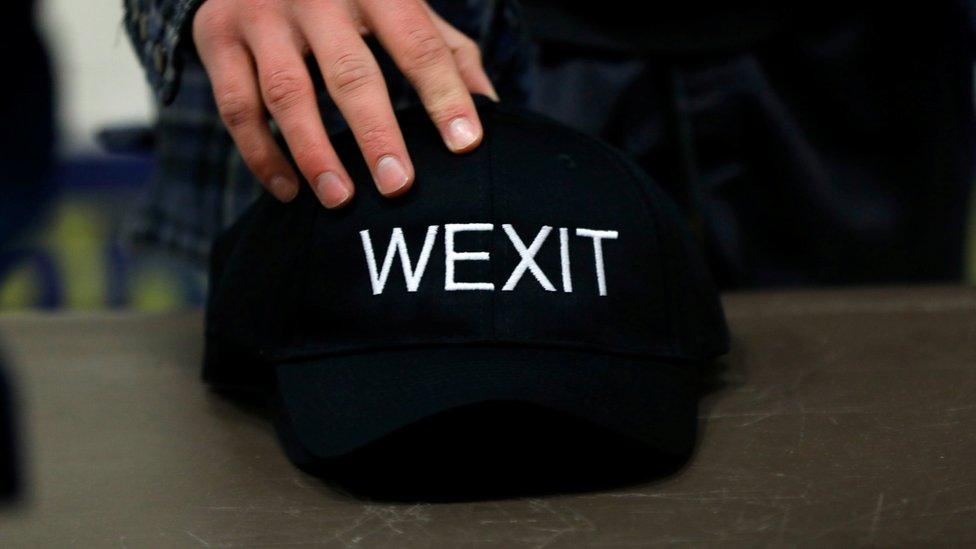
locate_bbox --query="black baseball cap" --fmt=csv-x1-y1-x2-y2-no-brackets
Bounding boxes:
204,98,729,469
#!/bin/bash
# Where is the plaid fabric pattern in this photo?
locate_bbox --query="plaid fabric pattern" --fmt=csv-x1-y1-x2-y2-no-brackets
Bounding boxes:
123,0,534,263
123,0,199,104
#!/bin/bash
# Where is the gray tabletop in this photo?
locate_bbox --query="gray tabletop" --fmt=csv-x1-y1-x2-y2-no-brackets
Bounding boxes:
1,287,975,547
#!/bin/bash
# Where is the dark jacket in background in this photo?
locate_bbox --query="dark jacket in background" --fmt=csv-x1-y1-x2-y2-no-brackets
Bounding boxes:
527,1,976,286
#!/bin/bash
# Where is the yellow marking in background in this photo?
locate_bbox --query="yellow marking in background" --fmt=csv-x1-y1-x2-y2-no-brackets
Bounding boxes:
130,267,182,312
49,201,107,309
1,196,202,311
0,264,39,309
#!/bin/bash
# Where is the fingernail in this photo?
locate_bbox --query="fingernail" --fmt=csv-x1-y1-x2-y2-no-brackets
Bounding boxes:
447,117,480,151
375,155,409,196
269,174,298,202
486,86,500,102
314,172,351,208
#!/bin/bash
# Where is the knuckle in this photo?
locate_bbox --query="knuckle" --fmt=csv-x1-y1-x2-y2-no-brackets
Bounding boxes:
289,0,319,10
357,121,394,153
425,88,469,123
240,146,273,174
455,44,483,73
458,37,481,60
193,5,234,45
403,28,449,72
216,91,257,128
241,0,277,23
328,53,379,96
261,68,309,112
289,144,323,172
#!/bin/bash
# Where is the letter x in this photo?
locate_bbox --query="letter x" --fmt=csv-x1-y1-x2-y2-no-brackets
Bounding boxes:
502,224,556,291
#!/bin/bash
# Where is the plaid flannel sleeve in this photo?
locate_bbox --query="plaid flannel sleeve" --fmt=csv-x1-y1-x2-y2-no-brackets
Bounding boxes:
123,0,203,104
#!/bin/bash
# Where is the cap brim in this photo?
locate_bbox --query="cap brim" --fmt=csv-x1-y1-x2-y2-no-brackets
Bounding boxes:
274,345,698,463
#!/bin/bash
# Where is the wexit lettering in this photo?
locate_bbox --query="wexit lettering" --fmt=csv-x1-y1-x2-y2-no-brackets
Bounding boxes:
359,224,619,296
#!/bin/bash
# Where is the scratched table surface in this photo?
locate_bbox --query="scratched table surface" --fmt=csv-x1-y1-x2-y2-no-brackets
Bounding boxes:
1,286,975,547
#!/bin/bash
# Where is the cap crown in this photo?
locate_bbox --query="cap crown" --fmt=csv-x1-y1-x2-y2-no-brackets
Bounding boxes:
205,102,728,387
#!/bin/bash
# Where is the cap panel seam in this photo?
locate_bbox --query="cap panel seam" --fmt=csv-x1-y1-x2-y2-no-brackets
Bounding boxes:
496,106,681,357
484,104,683,357
594,145,682,355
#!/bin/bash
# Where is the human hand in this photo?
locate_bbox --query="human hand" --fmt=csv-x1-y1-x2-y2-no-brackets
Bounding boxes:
192,0,498,208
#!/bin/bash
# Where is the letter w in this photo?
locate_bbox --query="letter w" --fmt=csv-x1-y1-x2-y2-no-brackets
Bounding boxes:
360,226,439,295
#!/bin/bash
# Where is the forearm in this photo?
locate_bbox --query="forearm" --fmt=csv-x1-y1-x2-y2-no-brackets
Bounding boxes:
123,0,203,104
